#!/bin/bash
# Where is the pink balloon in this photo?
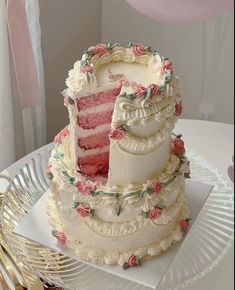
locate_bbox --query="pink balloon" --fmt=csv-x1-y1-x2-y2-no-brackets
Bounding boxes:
126,0,234,24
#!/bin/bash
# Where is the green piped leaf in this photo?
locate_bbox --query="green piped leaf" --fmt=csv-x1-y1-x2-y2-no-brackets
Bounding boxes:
146,186,153,194
120,92,136,100
69,177,75,185
72,201,79,209
165,72,172,83
54,152,64,160
92,191,100,197
51,229,57,236
107,42,113,50
145,88,151,99
90,209,95,216
48,172,54,181
141,211,149,219
80,59,87,66
127,93,136,100
86,50,93,57
122,124,131,131
120,92,127,97
123,262,129,270
61,89,67,96
145,46,152,52
68,97,75,105
159,85,166,93
128,41,133,47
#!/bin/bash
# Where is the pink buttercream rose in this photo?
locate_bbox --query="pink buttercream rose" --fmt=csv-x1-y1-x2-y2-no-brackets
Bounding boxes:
54,127,70,144
172,138,185,155
91,44,108,56
110,127,125,140
133,84,147,98
127,255,138,267
80,65,94,73
148,207,163,220
76,205,90,217
151,182,162,194
180,219,190,230
53,231,66,246
131,44,146,56
149,84,160,98
161,59,174,74
175,103,183,117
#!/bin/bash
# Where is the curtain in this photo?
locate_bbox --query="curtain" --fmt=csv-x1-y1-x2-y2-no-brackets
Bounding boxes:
0,0,46,172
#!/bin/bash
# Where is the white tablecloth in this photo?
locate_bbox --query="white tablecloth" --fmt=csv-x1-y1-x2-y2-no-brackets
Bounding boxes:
176,120,234,290
0,119,234,290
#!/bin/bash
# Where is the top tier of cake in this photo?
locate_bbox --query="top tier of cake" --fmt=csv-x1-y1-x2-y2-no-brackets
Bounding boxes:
60,43,182,187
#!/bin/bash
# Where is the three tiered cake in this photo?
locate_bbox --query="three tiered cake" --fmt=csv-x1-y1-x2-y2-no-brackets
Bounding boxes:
47,43,190,268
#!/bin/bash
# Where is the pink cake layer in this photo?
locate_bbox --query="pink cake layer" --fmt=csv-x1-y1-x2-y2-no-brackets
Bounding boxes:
78,151,109,177
77,110,113,130
78,130,110,150
77,88,121,177
77,87,121,111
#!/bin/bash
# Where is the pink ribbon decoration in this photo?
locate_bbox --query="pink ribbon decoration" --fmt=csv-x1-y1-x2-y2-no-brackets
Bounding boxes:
6,0,41,109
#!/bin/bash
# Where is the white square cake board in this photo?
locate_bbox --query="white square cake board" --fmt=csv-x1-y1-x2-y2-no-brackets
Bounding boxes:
13,180,212,289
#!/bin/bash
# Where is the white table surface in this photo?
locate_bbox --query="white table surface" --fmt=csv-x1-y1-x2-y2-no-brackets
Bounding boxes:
0,119,234,290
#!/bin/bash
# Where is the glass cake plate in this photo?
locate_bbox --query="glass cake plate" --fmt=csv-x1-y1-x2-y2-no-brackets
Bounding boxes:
0,146,234,290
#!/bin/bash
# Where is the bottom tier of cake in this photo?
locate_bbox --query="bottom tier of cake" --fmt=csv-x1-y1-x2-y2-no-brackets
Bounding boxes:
47,189,189,266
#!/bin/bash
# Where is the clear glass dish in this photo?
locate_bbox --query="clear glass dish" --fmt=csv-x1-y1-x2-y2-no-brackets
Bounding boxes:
0,146,234,290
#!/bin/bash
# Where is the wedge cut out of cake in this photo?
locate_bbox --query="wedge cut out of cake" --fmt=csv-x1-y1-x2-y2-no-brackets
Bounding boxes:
47,42,190,268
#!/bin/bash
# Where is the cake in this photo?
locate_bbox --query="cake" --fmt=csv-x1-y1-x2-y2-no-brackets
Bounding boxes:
47,43,190,269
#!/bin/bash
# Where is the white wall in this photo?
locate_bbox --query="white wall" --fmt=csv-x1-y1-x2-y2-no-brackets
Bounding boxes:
40,0,102,141
39,0,233,141
102,0,234,124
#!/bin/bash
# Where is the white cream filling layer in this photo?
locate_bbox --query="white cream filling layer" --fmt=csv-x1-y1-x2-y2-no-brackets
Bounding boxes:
77,145,110,158
76,123,111,138
78,102,115,117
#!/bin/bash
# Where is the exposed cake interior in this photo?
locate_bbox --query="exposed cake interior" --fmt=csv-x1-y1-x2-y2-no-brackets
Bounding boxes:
76,62,158,179
77,87,121,178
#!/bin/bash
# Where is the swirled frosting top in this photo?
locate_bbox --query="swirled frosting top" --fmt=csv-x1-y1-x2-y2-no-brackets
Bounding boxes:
65,43,174,99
